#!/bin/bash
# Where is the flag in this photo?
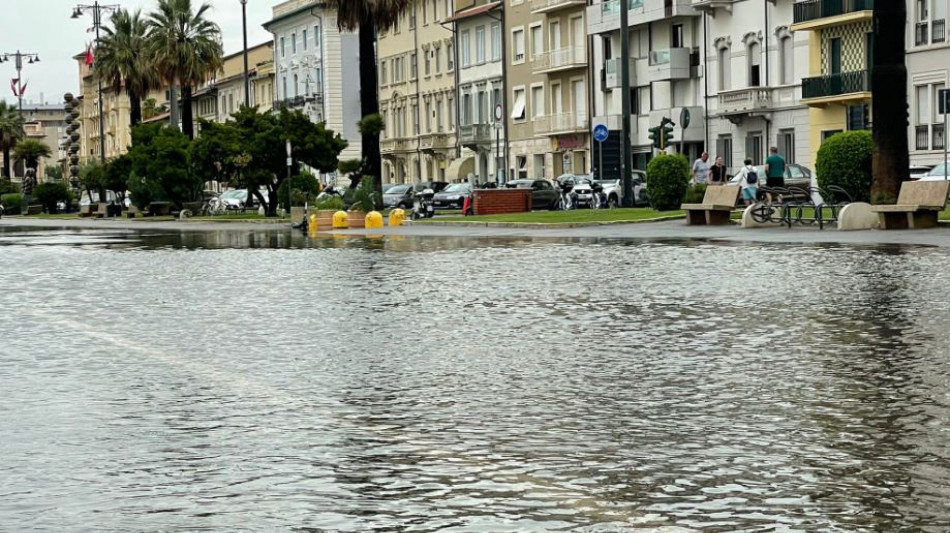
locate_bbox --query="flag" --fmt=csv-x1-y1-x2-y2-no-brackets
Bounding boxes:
84,43,94,67
10,78,17,97
18,80,27,97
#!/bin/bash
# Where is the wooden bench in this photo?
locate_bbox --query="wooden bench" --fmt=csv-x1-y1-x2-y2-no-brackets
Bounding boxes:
871,180,950,229
681,185,740,225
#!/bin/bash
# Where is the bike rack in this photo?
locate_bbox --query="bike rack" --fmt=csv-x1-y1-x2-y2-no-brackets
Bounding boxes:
750,185,853,230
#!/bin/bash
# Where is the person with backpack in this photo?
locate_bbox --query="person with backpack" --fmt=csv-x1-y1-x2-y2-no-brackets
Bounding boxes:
736,158,759,206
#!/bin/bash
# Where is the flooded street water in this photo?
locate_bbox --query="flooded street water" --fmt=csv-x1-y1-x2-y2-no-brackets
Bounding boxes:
2,227,950,532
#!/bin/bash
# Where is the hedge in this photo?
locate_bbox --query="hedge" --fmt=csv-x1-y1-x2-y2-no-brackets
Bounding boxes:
815,130,872,203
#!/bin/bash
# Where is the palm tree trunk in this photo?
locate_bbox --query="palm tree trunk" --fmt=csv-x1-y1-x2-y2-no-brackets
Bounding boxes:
169,80,180,131
181,85,195,140
2,148,10,179
359,17,383,210
871,2,908,203
129,91,143,128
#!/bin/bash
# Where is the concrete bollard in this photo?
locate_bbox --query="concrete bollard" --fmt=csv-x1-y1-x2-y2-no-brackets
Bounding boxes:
332,210,348,229
389,208,406,227
365,211,384,229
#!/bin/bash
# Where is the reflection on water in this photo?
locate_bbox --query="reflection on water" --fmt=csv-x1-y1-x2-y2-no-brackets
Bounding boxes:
2,227,950,532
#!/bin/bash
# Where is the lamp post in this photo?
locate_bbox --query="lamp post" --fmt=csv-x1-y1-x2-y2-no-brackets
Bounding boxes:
0,51,41,115
241,0,250,108
71,2,120,164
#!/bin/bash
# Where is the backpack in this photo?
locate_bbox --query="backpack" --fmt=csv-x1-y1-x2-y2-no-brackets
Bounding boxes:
745,168,758,185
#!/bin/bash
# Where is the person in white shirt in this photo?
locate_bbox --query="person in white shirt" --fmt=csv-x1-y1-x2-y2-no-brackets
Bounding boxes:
735,158,759,206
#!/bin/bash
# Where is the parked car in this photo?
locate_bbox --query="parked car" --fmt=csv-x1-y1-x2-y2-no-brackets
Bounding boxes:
383,184,415,208
413,181,449,194
910,165,935,180
432,183,473,210
570,176,601,208
505,179,560,210
729,163,813,196
918,163,949,181
592,170,649,207
381,183,398,194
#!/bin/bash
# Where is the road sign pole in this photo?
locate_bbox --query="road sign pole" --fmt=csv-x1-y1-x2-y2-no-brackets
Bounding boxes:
599,142,603,180
942,89,950,180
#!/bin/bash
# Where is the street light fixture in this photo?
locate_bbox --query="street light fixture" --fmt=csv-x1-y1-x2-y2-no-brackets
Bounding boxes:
71,2,120,164
0,51,42,114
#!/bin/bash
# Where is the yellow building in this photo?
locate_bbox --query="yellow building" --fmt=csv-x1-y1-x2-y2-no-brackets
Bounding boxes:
791,0,874,168
192,41,275,127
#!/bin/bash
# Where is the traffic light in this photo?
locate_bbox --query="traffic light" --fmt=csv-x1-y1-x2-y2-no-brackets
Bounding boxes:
661,125,675,150
647,126,660,149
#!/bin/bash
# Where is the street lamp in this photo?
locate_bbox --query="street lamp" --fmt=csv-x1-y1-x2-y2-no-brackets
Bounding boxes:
241,0,250,108
0,51,41,114
71,2,120,164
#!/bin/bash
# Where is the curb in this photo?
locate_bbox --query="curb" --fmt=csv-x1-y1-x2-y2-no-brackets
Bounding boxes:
405,214,686,229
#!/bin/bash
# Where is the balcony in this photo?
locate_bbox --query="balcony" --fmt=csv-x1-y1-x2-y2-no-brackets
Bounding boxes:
791,0,873,32
934,19,947,43
530,0,586,14
535,113,589,136
604,57,641,89
458,123,492,147
419,132,455,151
380,137,414,153
647,48,691,81
273,93,323,109
801,70,870,105
587,0,645,35
532,46,587,74
917,124,946,151
717,88,773,115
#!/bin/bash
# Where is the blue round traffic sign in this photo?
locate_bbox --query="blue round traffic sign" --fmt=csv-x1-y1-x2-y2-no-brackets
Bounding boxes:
593,124,609,143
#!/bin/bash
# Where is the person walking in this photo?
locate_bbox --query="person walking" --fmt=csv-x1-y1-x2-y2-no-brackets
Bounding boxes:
709,156,728,185
691,152,710,186
764,147,786,204
736,158,759,206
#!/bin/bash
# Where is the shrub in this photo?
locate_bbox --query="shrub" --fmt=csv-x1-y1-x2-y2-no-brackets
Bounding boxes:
683,183,707,204
0,180,20,195
815,130,872,203
646,153,690,211
277,171,323,210
349,176,376,212
33,182,70,214
1,194,23,215
315,195,345,211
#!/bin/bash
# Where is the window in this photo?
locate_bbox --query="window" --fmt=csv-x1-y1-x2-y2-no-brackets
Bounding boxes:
432,0,438,20
715,135,733,171
445,0,452,19
462,92,472,125
435,45,441,73
778,129,795,164
718,46,730,91
314,25,321,47
531,25,543,60
412,104,418,134
461,31,471,67
411,52,418,79
293,74,298,97
780,36,794,85
381,60,388,86
531,85,544,119
425,49,431,75
280,37,285,57
549,20,561,50
847,104,869,131
394,12,401,33
422,0,428,24
436,98,443,132
411,3,417,28
447,43,454,70
491,23,502,61
551,83,562,114
746,132,763,165
303,29,308,50
918,85,930,126
511,88,526,121
516,156,528,180
534,154,545,178
492,87,502,119
292,32,297,54
478,90,488,124
672,24,683,49
513,29,525,62
476,26,486,64
425,100,431,132
448,95,455,128
830,37,842,75
748,42,761,87
282,76,287,98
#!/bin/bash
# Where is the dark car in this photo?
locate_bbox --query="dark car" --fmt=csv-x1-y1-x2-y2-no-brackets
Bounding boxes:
505,179,559,210
382,184,414,208
432,183,473,210
412,181,449,194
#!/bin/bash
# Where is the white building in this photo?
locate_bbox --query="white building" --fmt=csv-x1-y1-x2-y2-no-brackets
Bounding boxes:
907,0,948,168
264,0,363,174
587,0,707,174
696,0,810,173
447,0,507,184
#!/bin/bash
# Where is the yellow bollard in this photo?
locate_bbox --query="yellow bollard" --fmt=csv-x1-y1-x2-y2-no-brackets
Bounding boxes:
389,208,405,227
332,210,348,228
308,214,318,232
365,211,384,229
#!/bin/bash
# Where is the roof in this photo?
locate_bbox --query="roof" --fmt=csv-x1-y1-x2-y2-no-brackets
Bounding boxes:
142,112,170,125
443,1,502,23
263,2,325,30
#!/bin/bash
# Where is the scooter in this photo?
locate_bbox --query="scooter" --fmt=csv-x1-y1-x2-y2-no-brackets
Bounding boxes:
557,180,575,210
410,188,435,220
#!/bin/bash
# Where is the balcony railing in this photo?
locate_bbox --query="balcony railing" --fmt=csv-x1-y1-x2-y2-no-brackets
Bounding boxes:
600,0,644,15
647,48,691,81
273,94,323,109
529,0,586,14
934,19,947,43
459,124,492,145
419,132,454,151
916,22,930,46
916,125,931,150
936,123,946,150
717,88,773,115
535,113,588,135
801,70,870,99
793,0,874,25
532,46,586,74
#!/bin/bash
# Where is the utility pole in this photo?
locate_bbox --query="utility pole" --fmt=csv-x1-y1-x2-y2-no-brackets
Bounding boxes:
619,0,633,206
241,0,250,107
0,51,41,115
72,2,120,164
871,0,908,202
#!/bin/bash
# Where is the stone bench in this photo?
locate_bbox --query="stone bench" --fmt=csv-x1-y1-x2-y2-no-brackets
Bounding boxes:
681,185,740,225
871,181,950,229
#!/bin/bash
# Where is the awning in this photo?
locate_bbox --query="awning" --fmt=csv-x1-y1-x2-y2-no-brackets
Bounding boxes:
510,91,526,120
446,156,475,181
443,1,501,23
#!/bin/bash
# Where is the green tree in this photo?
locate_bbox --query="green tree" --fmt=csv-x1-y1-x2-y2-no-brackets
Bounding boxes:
326,0,410,209
33,182,70,214
147,0,223,139
103,154,133,201
645,153,690,211
13,139,52,175
78,160,106,202
0,100,25,179
128,123,201,209
816,130,873,203
45,164,65,183
96,8,157,128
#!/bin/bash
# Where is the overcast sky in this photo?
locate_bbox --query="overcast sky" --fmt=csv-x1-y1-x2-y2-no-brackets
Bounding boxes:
0,0,275,106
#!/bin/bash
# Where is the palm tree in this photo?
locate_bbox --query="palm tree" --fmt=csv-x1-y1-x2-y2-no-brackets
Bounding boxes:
95,8,157,128
871,2,909,202
13,139,53,175
147,0,223,139
0,100,25,180
326,0,410,209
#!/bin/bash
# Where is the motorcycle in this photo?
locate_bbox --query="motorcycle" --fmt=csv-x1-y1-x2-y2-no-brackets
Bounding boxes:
557,180,575,210
571,180,603,209
410,188,435,220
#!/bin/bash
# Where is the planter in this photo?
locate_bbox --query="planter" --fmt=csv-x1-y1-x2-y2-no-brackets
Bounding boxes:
316,209,336,230
347,210,366,229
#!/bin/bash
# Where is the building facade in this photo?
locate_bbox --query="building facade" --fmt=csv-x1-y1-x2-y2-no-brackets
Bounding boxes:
698,0,810,174
449,0,506,184
907,0,948,168
588,0,707,176
264,0,363,172
507,0,590,181
0,102,67,181
378,0,458,184
192,41,275,129
790,0,873,168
